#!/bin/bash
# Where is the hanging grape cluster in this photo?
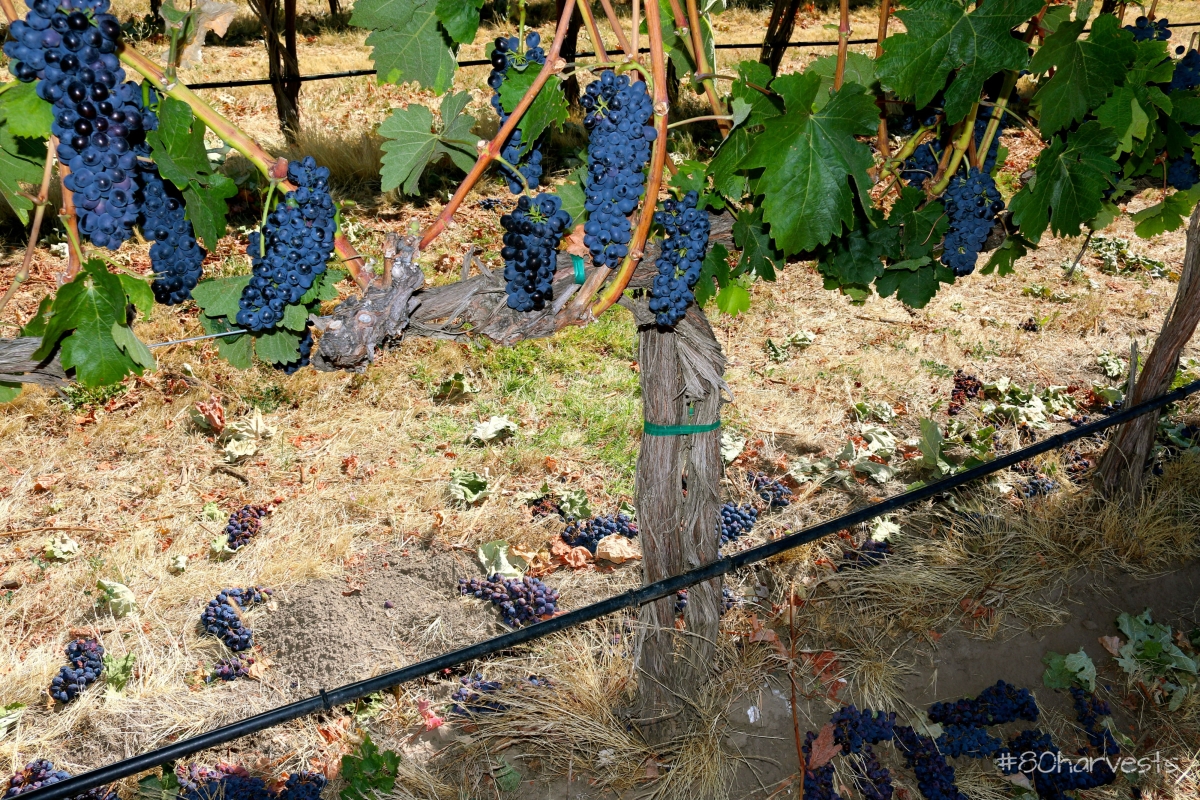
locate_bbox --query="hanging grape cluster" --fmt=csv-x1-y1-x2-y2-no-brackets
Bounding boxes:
648,190,711,327
236,156,336,332
500,193,571,311
140,167,206,305
1125,15,1171,42
580,71,657,270
940,167,1004,277
48,637,104,703
488,32,546,194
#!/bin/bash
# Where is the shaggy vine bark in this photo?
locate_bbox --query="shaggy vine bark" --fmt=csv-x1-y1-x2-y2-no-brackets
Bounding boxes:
248,0,302,144
1097,205,1200,501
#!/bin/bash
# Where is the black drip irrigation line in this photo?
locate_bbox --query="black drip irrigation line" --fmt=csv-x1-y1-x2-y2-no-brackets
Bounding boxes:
15,375,1200,800
184,21,1200,91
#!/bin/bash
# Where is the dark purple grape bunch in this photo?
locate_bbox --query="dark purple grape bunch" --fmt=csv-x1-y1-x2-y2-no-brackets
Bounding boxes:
208,655,254,683
1017,473,1059,499
6,0,160,252
901,140,942,188
3,761,118,800
940,167,1004,277
1167,151,1199,191
935,724,1002,758
928,680,1039,727
893,725,969,800
276,322,315,374
581,70,657,270
450,673,506,715
839,539,892,570
225,504,272,550
141,165,206,305
458,574,559,627
717,502,757,547
831,706,896,753
1070,687,1119,756
1125,16,1171,42
279,772,327,800
200,586,272,651
649,190,711,327
561,512,638,553
237,156,336,333
178,768,271,800
748,471,792,508
1172,48,1200,91
1000,729,1116,796
800,730,839,800
488,32,546,194
500,192,571,311
49,637,104,703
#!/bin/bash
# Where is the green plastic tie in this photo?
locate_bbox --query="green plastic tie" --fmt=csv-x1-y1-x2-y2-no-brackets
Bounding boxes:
643,420,721,436
572,255,586,284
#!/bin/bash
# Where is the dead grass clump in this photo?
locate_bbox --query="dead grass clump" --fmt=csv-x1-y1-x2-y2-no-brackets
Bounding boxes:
278,129,384,196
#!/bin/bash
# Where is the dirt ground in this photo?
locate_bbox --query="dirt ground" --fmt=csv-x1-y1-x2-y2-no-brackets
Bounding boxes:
4,1,1200,799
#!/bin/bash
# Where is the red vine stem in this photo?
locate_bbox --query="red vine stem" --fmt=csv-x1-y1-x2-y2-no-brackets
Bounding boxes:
588,0,670,318
418,0,578,251
0,138,56,319
576,0,611,63
874,0,891,158
834,0,850,90
684,0,730,136
57,157,83,278
664,0,729,137
631,0,641,66
596,0,634,56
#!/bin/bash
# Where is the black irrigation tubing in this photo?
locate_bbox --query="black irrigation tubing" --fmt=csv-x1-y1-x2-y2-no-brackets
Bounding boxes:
17,374,1200,800
183,20,1200,91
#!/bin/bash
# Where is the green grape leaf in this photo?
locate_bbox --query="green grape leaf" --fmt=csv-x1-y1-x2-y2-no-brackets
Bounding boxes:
980,234,1032,275
1028,16,1136,136
498,71,569,154
807,52,878,110
877,0,1044,124
876,261,955,308
651,0,715,77
731,97,753,128
434,0,483,44
357,0,457,94
1096,87,1151,154
890,187,948,260
819,227,888,288
0,383,20,403
280,301,309,331
21,295,54,338
708,127,752,200
118,274,155,320
199,313,252,369
146,97,212,189
555,166,588,225
255,327,302,365
694,242,730,307
111,321,156,370
716,283,751,316
0,81,53,139
730,60,784,128
192,275,252,320
1009,121,1120,242
182,175,237,250
739,73,879,256
0,126,44,225
431,91,478,173
1173,94,1200,127
732,206,782,281
299,268,346,305
33,261,142,386
670,160,721,211
379,104,439,194
1132,187,1200,239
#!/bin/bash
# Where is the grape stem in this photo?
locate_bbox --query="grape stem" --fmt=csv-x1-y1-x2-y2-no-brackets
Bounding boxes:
575,0,611,63
974,71,1017,169
56,158,83,278
596,0,634,56
0,138,56,321
666,114,735,129
833,0,850,90
679,0,731,136
259,181,280,257
587,0,670,319
874,0,891,158
631,0,641,69
875,120,935,182
492,154,533,196
418,0,578,251
930,103,979,196
518,0,527,54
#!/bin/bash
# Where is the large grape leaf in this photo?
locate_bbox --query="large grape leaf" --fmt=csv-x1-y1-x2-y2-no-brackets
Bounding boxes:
731,61,783,128
434,0,482,44
1028,16,1136,136
0,125,43,225
1132,187,1200,239
198,313,252,369
32,261,144,386
0,81,52,139
1009,122,1119,241
890,188,949,260
192,275,252,319
0,383,20,403
1096,87,1151,154
498,71,569,155
807,53,878,110
146,97,233,248
356,0,457,94
378,93,476,194
980,234,1032,276
876,259,955,308
732,206,782,280
876,0,1044,124
694,243,730,308
739,72,879,256
555,166,588,225
255,328,302,365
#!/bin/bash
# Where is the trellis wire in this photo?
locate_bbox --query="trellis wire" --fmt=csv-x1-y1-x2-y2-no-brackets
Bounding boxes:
185,21,1200,90
14,375,1200,800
